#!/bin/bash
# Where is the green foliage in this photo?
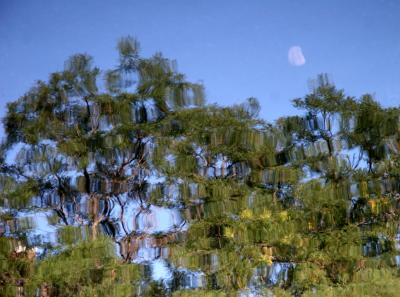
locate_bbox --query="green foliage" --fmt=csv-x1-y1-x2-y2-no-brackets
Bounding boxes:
1,39,400,296
27,237,140,297
0,237,35,297
302,268,400,297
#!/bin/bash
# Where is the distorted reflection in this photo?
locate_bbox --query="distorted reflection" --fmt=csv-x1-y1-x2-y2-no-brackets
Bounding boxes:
1,38,400,296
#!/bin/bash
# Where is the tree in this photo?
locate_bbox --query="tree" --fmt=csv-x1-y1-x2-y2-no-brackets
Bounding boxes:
351,94,400,172
1,38,400,297
291,74,357,157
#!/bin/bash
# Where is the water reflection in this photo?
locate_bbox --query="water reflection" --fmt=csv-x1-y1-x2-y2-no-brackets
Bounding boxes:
1,40,400,296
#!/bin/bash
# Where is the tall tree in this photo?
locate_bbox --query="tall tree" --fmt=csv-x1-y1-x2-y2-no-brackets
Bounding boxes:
1,39,400,297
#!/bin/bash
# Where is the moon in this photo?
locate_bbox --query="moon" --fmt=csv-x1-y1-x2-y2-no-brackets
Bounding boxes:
288,46,306,66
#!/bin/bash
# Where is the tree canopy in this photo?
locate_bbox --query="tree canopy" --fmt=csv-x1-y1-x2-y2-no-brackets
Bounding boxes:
1,37,400,297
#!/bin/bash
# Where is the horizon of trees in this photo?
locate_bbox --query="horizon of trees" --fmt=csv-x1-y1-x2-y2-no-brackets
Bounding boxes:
0,37,400,297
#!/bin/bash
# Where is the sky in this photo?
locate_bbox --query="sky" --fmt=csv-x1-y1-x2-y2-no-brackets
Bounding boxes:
1,0,400,134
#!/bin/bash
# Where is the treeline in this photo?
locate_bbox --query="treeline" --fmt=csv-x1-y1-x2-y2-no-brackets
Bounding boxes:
0,37,400,296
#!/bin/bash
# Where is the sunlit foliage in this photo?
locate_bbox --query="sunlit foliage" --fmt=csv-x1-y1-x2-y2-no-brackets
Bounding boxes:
1,38,400,296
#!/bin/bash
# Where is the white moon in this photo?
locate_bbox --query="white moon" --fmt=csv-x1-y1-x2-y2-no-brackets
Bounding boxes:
288,46,306,66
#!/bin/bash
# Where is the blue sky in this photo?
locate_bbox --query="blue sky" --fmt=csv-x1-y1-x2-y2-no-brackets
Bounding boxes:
1,0,399,132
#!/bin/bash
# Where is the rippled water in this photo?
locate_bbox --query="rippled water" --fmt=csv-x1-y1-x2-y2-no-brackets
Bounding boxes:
1,40,400,296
